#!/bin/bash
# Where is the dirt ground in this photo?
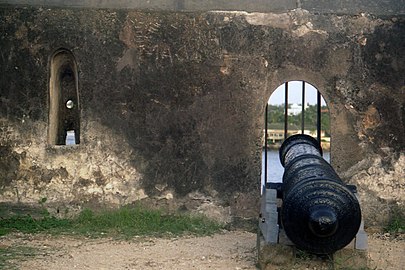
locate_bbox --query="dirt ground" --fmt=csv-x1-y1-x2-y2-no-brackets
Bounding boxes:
1,230,404,270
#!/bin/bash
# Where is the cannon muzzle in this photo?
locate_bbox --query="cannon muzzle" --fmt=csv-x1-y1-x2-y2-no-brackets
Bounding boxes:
279,134,361,254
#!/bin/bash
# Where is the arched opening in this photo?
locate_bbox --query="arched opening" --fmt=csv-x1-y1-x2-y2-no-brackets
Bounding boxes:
48,49,80,145
261,81,330,189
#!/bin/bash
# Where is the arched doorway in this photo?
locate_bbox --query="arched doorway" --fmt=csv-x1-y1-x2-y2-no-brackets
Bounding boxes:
261,81,330,189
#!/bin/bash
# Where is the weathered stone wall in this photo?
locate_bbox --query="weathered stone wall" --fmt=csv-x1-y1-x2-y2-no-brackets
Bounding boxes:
0,0,404,15
0,5,404,225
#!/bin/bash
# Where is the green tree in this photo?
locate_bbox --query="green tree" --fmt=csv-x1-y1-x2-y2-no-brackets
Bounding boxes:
266,104,330,136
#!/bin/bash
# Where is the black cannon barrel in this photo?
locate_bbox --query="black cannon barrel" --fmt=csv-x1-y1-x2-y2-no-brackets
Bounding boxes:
279,134,361,254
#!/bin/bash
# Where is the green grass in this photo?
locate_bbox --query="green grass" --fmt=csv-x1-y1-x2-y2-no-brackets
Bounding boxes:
0,214,71,236
0,206,222,269
0,246,41,270
0,205,223,238
385,205,405,234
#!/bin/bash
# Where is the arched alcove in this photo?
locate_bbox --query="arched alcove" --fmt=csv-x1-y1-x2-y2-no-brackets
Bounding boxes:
261,81,330,188
48,49,80,145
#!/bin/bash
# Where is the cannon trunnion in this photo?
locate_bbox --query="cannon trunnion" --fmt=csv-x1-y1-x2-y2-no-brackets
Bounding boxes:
260,134,365,255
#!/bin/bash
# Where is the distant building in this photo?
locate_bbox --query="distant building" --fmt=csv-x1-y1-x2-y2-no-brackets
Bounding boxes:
288,103,309,116
263,129,327,145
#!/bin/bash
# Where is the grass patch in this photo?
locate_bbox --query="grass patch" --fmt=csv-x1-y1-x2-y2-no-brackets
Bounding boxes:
0,215,71,236
385,205,405,234
69,206,223,238
0,245,41,270
0,205,223,238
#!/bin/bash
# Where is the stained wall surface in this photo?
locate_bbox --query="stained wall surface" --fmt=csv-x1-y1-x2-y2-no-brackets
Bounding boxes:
0,4,404,225
0,0,404,15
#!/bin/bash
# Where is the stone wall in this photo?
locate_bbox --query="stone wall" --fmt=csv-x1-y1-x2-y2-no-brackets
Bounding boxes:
0,0,404,15
0,5,404,225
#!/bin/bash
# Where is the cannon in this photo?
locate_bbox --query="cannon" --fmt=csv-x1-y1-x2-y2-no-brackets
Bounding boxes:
259,134,366,255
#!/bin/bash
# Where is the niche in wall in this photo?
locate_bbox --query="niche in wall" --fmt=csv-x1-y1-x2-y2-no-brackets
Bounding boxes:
48,49,80,145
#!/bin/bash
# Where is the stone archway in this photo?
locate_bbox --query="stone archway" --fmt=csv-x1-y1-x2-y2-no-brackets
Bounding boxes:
261,80,331,188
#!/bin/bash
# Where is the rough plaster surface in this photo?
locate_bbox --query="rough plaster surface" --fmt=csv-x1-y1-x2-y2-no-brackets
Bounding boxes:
0,6,404,224
343,152,405,226
0,0,404,15
0,119,146,213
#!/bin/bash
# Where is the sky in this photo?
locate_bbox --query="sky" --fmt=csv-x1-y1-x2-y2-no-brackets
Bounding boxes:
268,81,326,106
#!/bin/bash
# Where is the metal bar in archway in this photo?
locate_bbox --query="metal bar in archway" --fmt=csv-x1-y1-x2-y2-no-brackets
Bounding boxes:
264,104,268,185
317,90,322,144
301,81,305,134
284,82,288,139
